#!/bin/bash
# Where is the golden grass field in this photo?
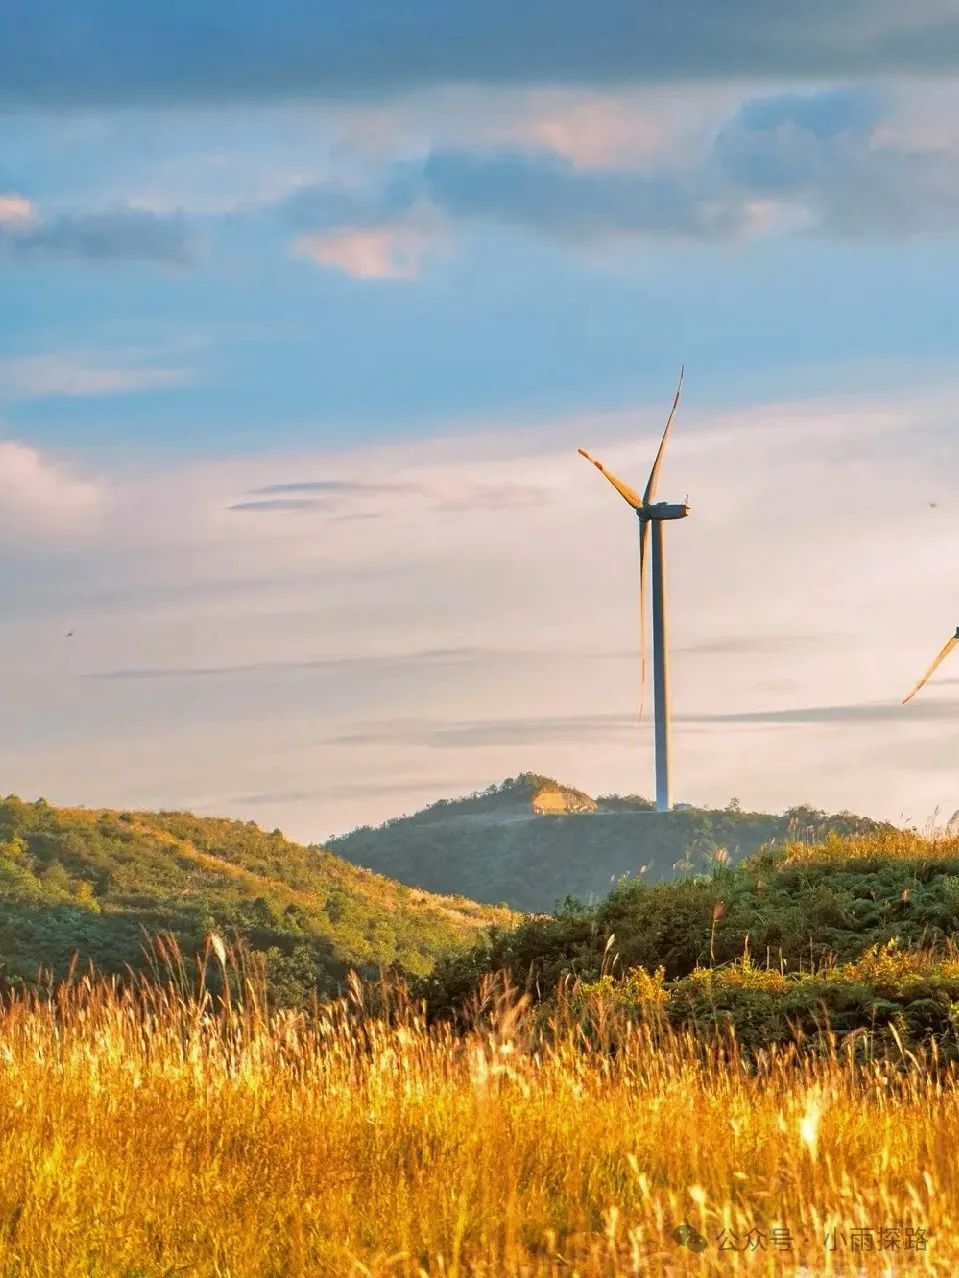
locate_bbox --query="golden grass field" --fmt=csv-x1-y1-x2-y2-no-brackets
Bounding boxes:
0,946,952,1277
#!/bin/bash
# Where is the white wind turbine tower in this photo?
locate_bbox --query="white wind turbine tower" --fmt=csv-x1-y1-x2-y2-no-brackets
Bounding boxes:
578,369,688,813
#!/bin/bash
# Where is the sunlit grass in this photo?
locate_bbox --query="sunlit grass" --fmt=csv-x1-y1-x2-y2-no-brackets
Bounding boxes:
0,941,952,1276
777,826,959,868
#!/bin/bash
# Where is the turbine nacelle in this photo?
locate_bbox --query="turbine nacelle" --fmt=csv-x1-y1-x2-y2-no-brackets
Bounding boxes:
640,501,689,522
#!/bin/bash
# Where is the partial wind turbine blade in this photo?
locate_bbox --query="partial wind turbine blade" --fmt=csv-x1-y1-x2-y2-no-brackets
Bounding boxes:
642,365,685,506
578,448,644,510
902,631,959,704
638,518,649,722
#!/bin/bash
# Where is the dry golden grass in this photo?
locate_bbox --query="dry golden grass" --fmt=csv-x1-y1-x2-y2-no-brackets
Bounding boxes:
777,826,959,867
0,945,953,1277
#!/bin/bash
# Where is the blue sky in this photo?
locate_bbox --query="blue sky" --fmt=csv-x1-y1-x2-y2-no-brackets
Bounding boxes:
3,4,959,837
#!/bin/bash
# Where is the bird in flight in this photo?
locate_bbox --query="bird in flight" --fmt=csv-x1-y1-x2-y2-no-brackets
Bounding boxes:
903,626,959,703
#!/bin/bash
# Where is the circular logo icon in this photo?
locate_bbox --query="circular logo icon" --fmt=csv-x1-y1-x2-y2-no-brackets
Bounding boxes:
671,1222,708,1253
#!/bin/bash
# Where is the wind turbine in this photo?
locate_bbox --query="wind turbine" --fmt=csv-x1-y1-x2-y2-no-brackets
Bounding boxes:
902,625,959,703
578,369,688,812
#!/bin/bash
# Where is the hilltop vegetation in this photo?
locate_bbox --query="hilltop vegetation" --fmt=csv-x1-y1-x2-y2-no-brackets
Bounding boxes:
421,827,959,1057
328,773,887,912
4,785,952,1060
0,795,513,1001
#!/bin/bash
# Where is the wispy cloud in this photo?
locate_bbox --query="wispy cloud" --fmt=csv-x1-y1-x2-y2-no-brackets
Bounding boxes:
230,477,418,513
88,647,486,681
327,698,959,749
228,475,547,514
330,712,636,748
228,497,341,513
227,776,482,810
0,353,187,399
250,480,407,496
86,645,622,681
682,700,959,725
673,635,848,657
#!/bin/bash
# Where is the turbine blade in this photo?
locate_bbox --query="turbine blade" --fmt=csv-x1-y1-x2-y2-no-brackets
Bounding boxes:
643,365,685,506
638,519,649,723
578,448,644,510
902,633,959,703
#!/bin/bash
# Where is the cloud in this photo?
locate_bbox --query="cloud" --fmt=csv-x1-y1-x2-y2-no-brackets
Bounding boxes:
521,97,666,169
284,147,745,246
0,353,186,399
329,699,959,750
229,497,344,513
250,481,405,496
0,440,103,540
229,476,420,513
713,87,959,236
0,194,35,225
682,700,959,725
292,219,439,279
714,88,883,196
3,3,959,108
87,647,489,680
422,147,744,241
228,777,482,810
4,207,197,266
87,645,628,682
227,789,326,807
330,712,636,749
325,692,959,750
278,86,959,247
228,475,547,514
673,635,844,657
322,85,701,175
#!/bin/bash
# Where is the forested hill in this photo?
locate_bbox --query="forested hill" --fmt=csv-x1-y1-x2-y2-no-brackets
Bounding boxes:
0,795,514,1000
326,774,889,913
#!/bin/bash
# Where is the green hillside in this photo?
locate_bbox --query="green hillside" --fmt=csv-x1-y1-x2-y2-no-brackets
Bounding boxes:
327,774,888,912
421,827,959,1055
0,795,515,1002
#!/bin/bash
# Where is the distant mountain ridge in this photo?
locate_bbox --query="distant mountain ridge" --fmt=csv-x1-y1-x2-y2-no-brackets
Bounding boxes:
327,774,889,913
